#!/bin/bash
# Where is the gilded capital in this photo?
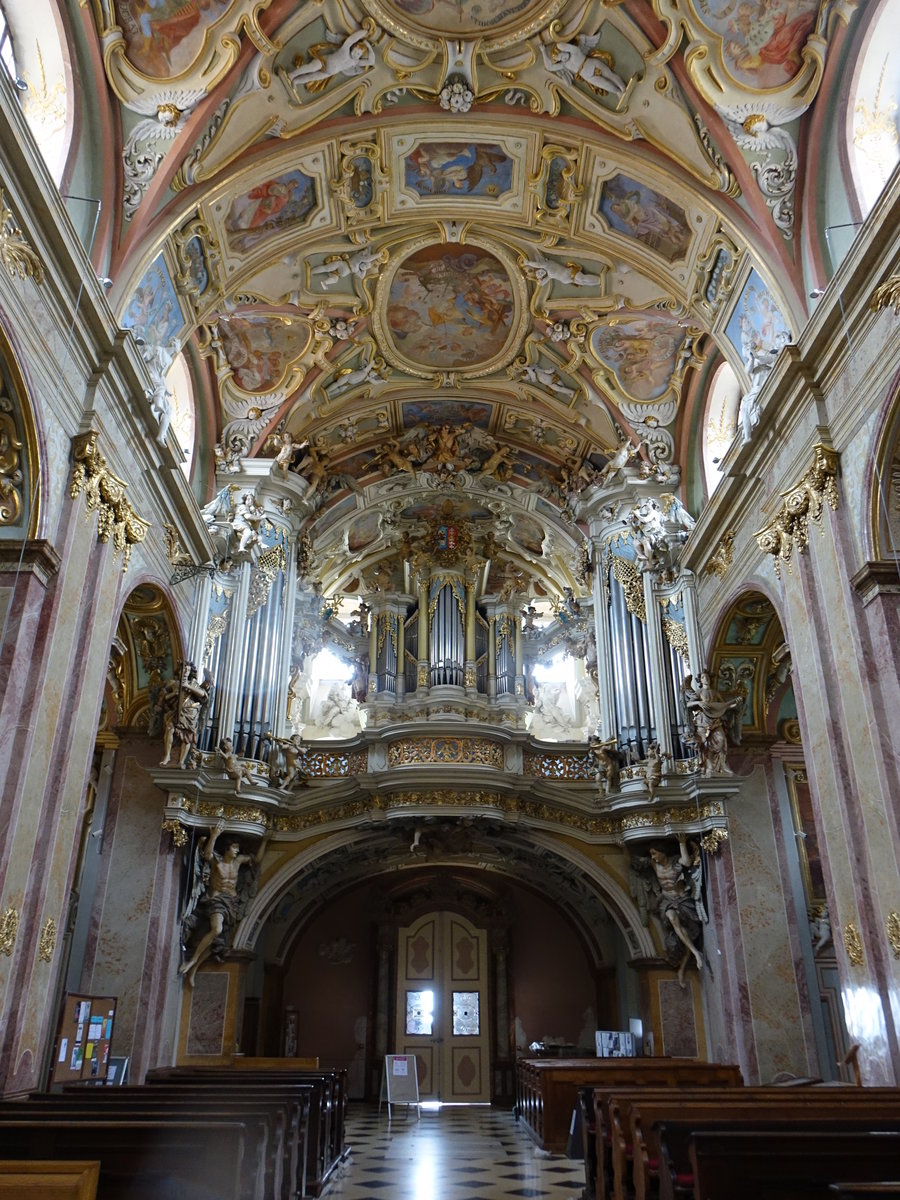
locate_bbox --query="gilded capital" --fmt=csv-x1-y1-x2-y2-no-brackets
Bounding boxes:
70,432,150,571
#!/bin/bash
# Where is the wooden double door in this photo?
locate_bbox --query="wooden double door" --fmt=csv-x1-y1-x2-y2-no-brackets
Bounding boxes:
394,910,491,1102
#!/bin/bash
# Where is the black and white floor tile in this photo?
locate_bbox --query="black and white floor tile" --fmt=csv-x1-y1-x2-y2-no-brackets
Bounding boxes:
329,1103,586,1199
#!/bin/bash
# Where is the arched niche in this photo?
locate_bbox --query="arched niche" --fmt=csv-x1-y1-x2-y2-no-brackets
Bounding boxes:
0,317,41,540
99,583,183,735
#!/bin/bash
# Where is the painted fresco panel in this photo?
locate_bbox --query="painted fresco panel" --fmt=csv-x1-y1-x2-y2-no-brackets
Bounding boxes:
217,316,310,393
400,400,491,429
725,269,792,366
381,0,549,39
598,174,691,263
225,170,317,253
590,314,686,402
114,0,232,77
698,0,819,90
404,143,514,198
387,245,514,368
121,254,183,343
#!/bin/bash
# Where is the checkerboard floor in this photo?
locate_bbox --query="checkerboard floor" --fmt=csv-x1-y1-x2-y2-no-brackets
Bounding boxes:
328,1103,586,1199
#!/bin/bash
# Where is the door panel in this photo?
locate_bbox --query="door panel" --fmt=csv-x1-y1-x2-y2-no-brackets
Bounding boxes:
395,911,490,1102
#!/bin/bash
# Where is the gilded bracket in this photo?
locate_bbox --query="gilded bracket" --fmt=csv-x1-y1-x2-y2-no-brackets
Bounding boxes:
705,530,735,579
755,445,839,577
871,275,900,316
70,432,151,571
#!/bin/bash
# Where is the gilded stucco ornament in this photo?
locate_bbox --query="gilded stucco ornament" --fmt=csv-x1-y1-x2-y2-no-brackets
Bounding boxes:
843,920,865,967
887,911,900,960
871,275,900,315
70,433,151,571
0,906,18,956
0,188,44,285
38,918,56,963
0,397,24,526
705,530,736,579
700,829,728,854
755,445,840,577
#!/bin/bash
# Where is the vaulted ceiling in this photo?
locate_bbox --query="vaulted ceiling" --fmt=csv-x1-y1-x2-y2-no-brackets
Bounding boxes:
22,0,879,600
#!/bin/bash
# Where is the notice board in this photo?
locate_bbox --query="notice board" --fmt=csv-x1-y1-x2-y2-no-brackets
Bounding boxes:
50,994,117,1086
380,1054,420,1114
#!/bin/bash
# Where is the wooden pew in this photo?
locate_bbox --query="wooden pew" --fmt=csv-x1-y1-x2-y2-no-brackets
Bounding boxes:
518,1057,742,1156
140,1076,316,1196
0,1120,246,1200
49,1088,291,1200
609,1087,900,1200
688,1129,900,1200
588,1062,743,1200
0,1161,99,1200
145,1065,347,1196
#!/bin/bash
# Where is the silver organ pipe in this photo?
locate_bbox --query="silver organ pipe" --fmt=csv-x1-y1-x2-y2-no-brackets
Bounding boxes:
430,582,464,686
608,572,653,759
404,612,418,693
234,562,285,760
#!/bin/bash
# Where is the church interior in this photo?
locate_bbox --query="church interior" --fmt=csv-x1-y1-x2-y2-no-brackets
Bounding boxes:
1,0,900,1182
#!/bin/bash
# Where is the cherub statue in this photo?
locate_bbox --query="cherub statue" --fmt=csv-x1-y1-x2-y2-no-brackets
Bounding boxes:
325,354,385,399
179,819,268,986
217,737,256,792
588,734,621,795
272,430,305,473
311,244,384,289
641,740,671,802
630,834,705,986
596,435,643,488
522,253,602,288
374,436,417,477
518,362,576,399
478,443,514,480
738,325,791,443
266,733,309,791
286,26,375,93
540,36,628,97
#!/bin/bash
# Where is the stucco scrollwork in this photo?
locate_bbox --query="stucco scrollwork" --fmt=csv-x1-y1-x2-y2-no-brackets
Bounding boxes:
0,397,24,526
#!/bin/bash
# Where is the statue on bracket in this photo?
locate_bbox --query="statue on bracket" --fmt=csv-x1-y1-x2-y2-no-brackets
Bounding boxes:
681,670,744,776
157,661,211,768
179,819,268,987
630,834,705,986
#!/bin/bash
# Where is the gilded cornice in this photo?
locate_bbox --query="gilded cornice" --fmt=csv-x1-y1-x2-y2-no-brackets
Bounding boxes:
755,444,840,577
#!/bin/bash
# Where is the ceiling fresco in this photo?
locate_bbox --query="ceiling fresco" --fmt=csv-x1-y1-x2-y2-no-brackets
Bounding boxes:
72,0,860,598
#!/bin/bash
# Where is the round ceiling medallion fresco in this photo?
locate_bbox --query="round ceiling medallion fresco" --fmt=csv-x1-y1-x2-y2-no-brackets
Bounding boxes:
375,241,524,378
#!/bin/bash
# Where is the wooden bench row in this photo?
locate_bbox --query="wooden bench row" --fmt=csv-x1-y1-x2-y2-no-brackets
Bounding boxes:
515,1056,743,1154
0,1064,347,1200
599,1084,900,1200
